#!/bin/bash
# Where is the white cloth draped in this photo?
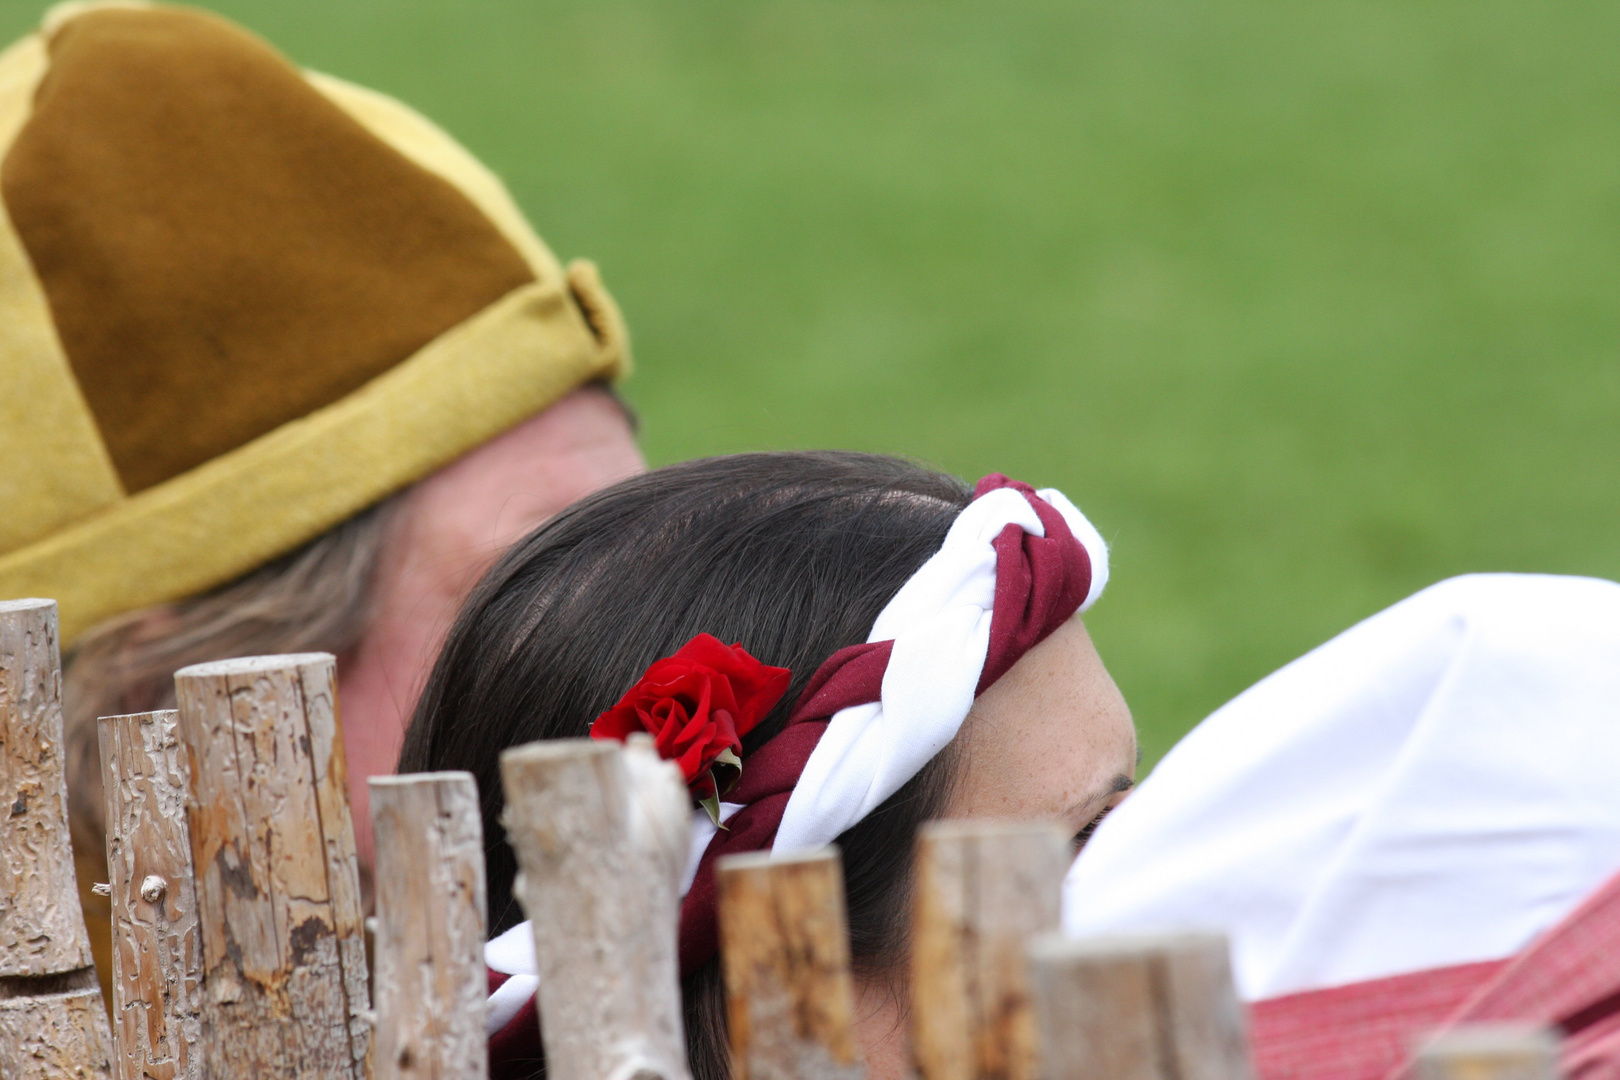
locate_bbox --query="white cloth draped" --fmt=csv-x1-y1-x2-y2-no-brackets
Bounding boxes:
1063,573,1620,1001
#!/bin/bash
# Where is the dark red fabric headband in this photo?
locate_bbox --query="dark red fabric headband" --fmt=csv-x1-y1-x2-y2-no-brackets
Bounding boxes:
675,475,1095,974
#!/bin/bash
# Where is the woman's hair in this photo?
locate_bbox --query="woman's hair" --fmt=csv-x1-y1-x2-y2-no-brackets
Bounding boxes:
398,450,974,1080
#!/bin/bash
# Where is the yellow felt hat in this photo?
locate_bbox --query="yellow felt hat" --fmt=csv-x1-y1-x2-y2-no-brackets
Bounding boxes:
0,2,630,645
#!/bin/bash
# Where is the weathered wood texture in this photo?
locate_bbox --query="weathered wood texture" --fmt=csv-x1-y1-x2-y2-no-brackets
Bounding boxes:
370,772,487,1080
0,598,113,1079
1415,1026,1562,1080
717,847,866,1080
0,982,115,1079
0,599,99,974
98,709,202,1080
1026,931,1253,1080
499,735,692,1080
911,820,1070,1080
173,653,371,1079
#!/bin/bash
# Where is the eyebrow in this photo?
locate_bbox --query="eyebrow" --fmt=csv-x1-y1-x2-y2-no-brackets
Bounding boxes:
1064,773,1135,822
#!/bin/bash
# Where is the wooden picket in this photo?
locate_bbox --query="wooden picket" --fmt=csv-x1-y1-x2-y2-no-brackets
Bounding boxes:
1415,1026,1562,1080
173,654,372,1078
716,847,867,1080
0,599,114,1080
369,771,488,1080
1025,930,1254,1080
911,819,1070,1080
98,709,202,1080
498,735,691,1080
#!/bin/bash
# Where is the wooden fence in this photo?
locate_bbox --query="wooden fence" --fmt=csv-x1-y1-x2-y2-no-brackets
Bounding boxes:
0,598,1564,1080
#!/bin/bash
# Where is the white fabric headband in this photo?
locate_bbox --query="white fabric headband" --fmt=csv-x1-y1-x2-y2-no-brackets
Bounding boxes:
775,485,1107,853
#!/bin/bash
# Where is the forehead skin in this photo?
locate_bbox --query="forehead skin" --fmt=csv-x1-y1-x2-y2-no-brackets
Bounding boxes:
946,615,1137,833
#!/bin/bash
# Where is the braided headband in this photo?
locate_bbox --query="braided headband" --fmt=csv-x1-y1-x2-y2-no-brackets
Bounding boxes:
486,475,1109,1046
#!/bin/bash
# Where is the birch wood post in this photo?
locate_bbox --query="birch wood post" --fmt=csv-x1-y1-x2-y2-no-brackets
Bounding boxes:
98,710,201,1080
173,654,371,1079
911,820,1070,1080
369,772,487,1080
1414,1026,1561,1080
716,847,866,1080
0,598,114,1079
1025,931,1252,1080
499,735,691,1080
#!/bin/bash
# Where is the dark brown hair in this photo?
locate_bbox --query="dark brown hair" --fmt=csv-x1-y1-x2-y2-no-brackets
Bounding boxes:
398,450,974,1080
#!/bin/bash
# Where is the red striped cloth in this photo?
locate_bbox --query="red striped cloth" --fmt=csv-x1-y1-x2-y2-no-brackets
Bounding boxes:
1251,961,1508,1080
1251,866,1620,1080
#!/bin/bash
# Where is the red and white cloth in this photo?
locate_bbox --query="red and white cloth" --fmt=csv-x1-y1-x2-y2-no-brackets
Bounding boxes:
1063,573,1620,1080
488,474,1109,1074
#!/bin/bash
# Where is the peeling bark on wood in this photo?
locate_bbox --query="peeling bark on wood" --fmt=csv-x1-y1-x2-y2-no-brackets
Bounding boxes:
98,710,201,1080
370,772,487,1080
173,654,371,1079
1415,1026,1561,1080
0,598,113,1079
717,847,866,1080
499,736,692,1080
1025,931,1252,1080
911,821,1070,1080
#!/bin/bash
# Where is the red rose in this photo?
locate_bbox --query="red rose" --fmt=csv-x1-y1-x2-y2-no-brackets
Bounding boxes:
590,634,792,821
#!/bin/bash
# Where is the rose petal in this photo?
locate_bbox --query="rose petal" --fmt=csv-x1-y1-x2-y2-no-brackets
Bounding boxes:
589,633,793,793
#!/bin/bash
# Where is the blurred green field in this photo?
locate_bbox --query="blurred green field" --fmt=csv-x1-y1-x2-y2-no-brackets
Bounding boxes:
6,1,1616,766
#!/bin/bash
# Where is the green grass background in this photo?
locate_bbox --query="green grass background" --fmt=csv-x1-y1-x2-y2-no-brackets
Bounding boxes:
7,1,1616,766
